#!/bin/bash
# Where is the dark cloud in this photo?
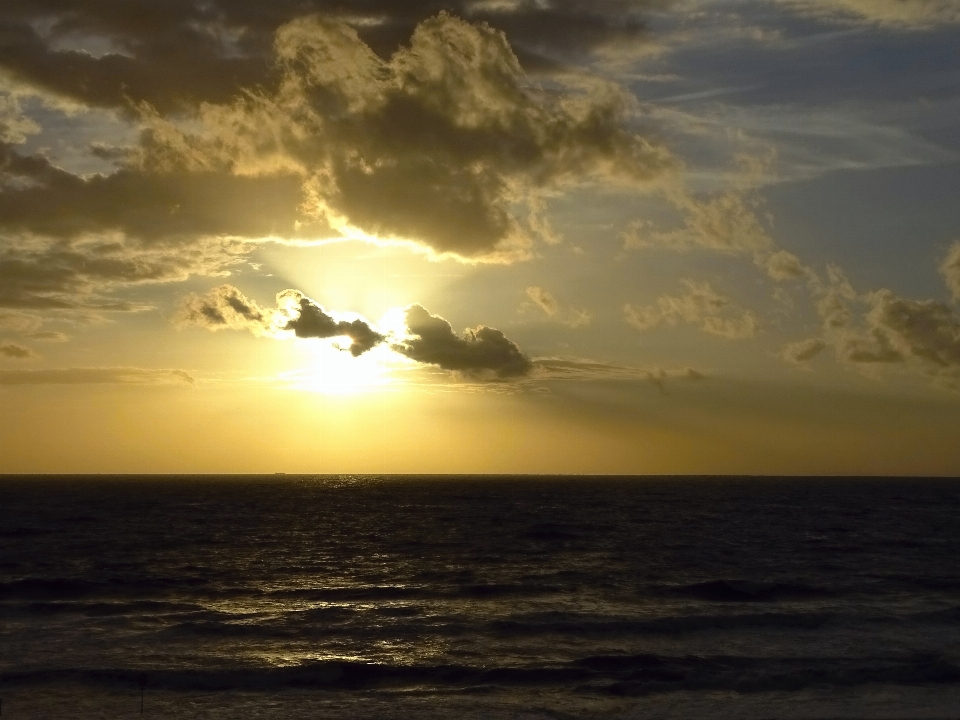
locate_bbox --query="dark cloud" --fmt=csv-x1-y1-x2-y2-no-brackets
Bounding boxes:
177,284,384,356
0,143,309,242
395,304,532,377
0,0,663,112
0,233,238,310
0,367,195,384
278,290,384,356
0,342,34,359
129,12,674,260
0,10,675,320
179,285,531,377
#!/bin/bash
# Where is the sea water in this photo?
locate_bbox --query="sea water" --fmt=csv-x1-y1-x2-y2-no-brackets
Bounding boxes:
1,476,959,719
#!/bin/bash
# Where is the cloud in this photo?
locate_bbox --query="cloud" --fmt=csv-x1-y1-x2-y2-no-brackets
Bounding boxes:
0,143,311,243
0,5,674,383
277,290,385,356
789,258,960,388
526,286,559,317
534,357,706,388
622,184,814,282
0,367,195,385
624,280,759,339
941,241,960,302
524,286,593,327
0,1,666,113
27,330,68,342
763,249,811,282
0,229,239,310
177,284,385,355
845,290,960,372
777,0,960,27
0,94,39,144
395,304,533,377
177,284,273,334
0,310,41,333
179,285,531,374
623,189,774,255
135,12,675,261
0,10,677,322
0,342,34,359
782,337,826,364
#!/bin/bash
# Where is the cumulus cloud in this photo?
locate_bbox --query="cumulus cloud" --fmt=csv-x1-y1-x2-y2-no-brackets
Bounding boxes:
843,290,960,372
524,286,592,327
782,337,826,364
0,342,34,359
622,185,813,282
0,0,665,112
177,284,273,334
763,249,811,282
624,280,759,340
777,0,960,27
0,367,195,385
395,304,533,378
132,12,675,261
623,190,773,255
785,256,960,388
277,290,385,356
0,10,677,323
941,241,960,302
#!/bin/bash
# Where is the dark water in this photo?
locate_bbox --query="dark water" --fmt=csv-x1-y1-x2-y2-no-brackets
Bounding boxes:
1,476,959,719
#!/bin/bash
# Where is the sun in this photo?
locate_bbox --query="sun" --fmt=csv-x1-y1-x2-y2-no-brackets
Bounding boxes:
280,341,396,395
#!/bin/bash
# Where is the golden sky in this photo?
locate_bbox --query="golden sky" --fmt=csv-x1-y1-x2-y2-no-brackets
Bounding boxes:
1,0,959,473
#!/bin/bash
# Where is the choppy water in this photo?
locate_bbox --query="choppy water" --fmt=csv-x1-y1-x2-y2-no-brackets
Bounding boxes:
1,476,959,719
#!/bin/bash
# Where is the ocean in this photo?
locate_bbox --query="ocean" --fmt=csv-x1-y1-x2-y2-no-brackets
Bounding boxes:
1,476,958,719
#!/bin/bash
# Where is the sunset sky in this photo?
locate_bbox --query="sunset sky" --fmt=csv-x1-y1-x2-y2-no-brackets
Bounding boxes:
1,0,959,474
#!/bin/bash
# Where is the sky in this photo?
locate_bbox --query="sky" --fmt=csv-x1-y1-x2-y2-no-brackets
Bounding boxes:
1,0,959,474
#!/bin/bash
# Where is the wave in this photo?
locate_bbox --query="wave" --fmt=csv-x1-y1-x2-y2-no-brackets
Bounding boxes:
487,610,834,637
0,575,216,601
660,579,832,602
3,653,958,695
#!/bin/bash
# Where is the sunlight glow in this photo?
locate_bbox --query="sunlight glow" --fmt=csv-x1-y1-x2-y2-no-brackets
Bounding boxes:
281,342,395,395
